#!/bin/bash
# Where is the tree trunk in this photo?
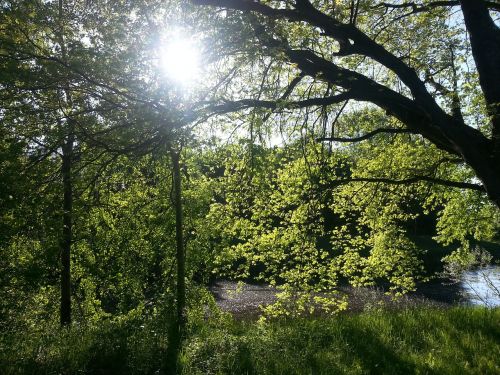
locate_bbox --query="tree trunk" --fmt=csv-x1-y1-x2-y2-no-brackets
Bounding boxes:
463,150,500,208
58,0,73,327
171,148,185,330
60,128,73,326
460,0,500,195
460,0,500,129
166,146,185,374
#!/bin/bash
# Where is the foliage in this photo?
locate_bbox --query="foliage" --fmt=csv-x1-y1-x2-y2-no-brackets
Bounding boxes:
204,116,498,315
0,286,229,375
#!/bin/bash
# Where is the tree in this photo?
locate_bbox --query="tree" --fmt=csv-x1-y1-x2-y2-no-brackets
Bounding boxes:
194,0,500,208
0,0,171,326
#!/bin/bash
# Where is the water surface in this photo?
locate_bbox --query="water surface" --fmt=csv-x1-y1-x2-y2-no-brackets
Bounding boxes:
461,265,500,307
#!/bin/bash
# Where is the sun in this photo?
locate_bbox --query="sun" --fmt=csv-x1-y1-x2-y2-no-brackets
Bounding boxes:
159,36,200,85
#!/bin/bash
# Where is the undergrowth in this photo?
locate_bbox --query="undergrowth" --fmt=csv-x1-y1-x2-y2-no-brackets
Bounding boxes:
1,307,498,374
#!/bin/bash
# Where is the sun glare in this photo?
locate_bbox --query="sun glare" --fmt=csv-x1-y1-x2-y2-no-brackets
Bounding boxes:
159,36,200,85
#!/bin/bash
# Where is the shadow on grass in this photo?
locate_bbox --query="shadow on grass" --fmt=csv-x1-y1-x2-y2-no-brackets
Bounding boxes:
184,308,499,375
336,320,425,375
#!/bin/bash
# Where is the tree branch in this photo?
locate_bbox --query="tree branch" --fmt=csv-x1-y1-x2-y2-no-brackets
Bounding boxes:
376,1,500,12
194,0,478,155
194,0,500,206
336,176,486,192
192,0,301,20
208,91,353,114
260,73,305,124
317,128,416,143
201,0,438,109
279,47,461,154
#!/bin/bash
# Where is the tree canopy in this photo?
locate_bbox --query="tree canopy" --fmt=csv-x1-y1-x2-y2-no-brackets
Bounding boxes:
194,0,500,208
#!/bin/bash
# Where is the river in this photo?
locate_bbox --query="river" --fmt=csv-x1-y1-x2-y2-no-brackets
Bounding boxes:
461,265,500,307
211,266,500,317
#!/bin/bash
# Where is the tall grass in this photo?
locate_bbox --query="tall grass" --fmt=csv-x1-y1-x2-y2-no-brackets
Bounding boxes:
1,307,498,374
182,307,499,375
0,311,170,375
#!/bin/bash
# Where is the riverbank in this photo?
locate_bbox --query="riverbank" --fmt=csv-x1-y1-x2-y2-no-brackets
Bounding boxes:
210,236,500,319
209,279,468,319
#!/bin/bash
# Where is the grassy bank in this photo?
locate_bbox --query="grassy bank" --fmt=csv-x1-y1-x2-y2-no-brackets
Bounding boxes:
183,307,499,374
1,307,499,374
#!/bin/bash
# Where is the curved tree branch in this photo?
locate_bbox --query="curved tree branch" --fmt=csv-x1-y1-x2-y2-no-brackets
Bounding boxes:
336,176,486,192
376,1,500,12
208,92,353,114
195,0,488,155
194,0,500,207
317,128,416,143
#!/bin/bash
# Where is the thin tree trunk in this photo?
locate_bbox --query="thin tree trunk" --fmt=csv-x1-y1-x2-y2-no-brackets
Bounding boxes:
171,148,185,330
166,146,185,374
60,129,73,326
58,0,73,326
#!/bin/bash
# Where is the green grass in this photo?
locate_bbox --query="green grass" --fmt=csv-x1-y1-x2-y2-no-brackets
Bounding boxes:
0,313,170,375
182,307,500,375
1,307,499,374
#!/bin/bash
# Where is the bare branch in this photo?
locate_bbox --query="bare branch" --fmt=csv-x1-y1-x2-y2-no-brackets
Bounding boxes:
317,128,416,142
261,73,305,124
376,1,500,12
335,176,486,192
208,91,353,114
